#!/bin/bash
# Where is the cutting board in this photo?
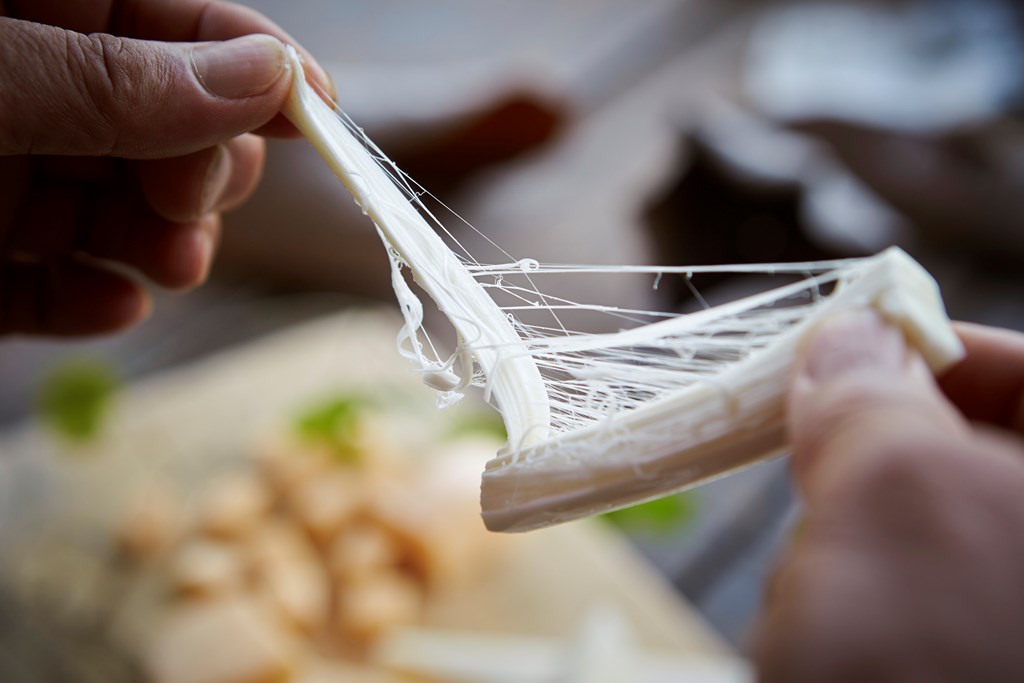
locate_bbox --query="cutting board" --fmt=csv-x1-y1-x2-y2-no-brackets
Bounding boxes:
0,310,731,662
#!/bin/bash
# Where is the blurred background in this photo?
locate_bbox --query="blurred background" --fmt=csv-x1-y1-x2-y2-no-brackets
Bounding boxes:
1,0,1023,676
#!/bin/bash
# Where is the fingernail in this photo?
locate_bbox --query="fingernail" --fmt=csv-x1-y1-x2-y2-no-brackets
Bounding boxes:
192,35,286,99
801,309,907,383
201,145,231,214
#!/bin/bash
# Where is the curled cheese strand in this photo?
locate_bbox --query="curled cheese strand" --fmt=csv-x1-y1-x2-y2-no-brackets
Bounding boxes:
281,47,551,451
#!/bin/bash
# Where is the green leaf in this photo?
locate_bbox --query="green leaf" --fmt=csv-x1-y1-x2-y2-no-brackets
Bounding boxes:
602,493,696,535
293,394,370,463
446,410,507,441
37,359,120,443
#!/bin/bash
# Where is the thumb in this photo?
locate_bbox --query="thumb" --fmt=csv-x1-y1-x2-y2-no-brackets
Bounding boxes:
787,309,968,502
0,17,293,158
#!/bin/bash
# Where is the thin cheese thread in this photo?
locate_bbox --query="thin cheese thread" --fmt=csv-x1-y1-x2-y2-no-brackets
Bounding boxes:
282,48,551,450
280,49,965,531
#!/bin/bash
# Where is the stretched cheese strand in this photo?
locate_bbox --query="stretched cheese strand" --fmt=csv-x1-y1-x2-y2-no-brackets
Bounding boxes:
281,48,551,450
480,247,965,531
280,49,965,532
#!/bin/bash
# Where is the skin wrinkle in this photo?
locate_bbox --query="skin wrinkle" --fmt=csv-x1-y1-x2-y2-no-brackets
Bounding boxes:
0,20,37,154
10,24,110,156
96,33,133,155
0,1,324,335
4,18,255,157
73,32,123,156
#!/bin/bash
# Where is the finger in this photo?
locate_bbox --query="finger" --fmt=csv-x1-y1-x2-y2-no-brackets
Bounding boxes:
33,156,121,183
4,0,334,137
0,258,149,336
115,0,335,137
85,199,220,291
136,146,224,224
1,181,84,261
215,134,266,211
135,134,265,223
787,309,969,503
116,0,334,103
939,322,1024,433
3,171,218,289
0,19,292,158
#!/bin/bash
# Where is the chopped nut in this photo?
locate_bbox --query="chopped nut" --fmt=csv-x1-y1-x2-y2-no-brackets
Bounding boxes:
364,488,487,589
290,473,362,547
171,540,244,599
246,521,317,577
261,547,330,635
197,475,272,540
258,442,333,500
337,571,423,644
328,524,400,583
116,487,178,562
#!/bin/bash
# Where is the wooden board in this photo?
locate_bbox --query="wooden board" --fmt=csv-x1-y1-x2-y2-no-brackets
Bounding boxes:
0,310,731,663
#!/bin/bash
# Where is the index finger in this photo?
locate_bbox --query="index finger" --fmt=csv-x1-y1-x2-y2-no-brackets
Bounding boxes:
939,322,1024,434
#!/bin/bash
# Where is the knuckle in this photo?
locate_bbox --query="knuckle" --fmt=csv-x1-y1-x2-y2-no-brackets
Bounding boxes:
0,20,51,154
64,32,126,154
65,32,170,154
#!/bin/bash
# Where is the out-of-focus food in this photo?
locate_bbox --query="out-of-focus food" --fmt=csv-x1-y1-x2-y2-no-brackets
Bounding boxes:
260,541,330,636
116,487,179,562
170,540,245,599
37,359,120,443
373,608,754,683
290,473,362,546
0,313,736,682
327,524,399,582
196,474,273,539
337,570,424,645
129,400,499,683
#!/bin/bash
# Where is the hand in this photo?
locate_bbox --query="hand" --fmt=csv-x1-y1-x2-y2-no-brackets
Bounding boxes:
757,311,1024,682
0,1,331,336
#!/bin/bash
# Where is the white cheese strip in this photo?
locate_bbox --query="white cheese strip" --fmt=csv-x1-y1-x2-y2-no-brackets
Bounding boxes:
281,47,551,451
481,248,964,531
